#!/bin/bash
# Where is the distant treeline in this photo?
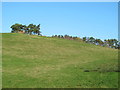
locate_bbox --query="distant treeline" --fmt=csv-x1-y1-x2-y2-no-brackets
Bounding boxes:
10,23,120,49
11,23,41,35
52,35,120,49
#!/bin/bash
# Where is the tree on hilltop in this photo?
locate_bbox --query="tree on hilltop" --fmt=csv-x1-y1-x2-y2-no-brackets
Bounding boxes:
11,23,41,35
11,23,23,33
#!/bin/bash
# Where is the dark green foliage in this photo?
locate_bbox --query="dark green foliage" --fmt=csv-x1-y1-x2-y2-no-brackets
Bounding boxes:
11,23,23,33
11,23,41,35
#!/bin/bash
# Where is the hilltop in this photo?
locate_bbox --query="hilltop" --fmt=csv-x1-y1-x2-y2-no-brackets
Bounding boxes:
2,33,118,88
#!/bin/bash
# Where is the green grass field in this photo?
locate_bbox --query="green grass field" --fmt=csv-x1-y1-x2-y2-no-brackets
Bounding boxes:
2,33,118,88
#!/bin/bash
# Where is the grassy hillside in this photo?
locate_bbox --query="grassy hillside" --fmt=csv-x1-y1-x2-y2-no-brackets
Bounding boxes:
2,33,118,88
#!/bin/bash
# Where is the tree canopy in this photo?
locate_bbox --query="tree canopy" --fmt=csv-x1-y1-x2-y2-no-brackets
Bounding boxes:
11,23,41,35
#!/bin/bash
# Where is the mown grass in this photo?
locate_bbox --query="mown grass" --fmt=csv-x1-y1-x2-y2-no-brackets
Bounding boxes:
2,33,118,88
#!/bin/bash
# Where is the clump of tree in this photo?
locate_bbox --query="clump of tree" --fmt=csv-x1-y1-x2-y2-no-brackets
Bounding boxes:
11,23,41,35
82,37,120,49
52,34,82,41
52,35,120,49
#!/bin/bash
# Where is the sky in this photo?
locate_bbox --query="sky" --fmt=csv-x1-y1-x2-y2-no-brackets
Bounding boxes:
1,0,119,2
2,2,118,40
